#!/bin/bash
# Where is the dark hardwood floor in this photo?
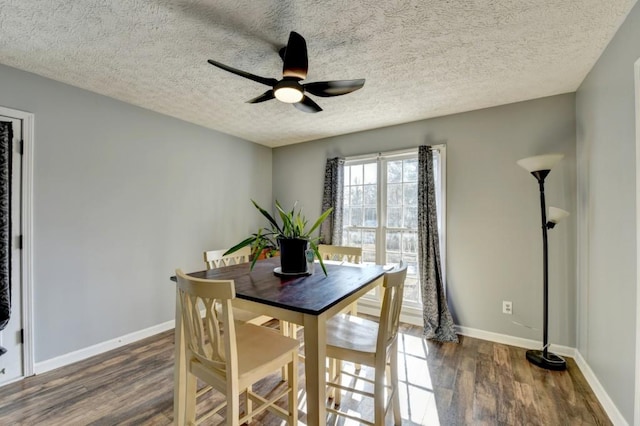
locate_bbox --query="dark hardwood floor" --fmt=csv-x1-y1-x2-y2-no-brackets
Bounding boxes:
0,321,611,425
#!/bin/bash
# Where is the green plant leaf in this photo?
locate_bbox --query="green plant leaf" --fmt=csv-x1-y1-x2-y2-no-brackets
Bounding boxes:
223,236,256,256
249,239,268,270
309,241,328,276
275,200,296,237
252,199,283,235
307,207,334,236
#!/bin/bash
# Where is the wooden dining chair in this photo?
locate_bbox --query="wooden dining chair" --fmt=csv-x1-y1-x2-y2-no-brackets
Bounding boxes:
293,244,364,374
175,269,299,426
317,244,363,264
317,244,363,316
324,261,408,426
203,247,272,326
204,246,252,269
205,247,293,380
312,244,364,319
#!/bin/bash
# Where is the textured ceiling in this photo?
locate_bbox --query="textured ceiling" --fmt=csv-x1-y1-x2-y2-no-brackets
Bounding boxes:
0,0,636,147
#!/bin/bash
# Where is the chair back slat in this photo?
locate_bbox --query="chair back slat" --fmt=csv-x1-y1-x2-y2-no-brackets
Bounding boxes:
175,269,236,375
317,244,362,264
377,261,408,353
204,246,251,270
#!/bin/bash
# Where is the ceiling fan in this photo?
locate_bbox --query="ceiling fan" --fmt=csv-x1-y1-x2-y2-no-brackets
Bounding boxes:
207,31,365,113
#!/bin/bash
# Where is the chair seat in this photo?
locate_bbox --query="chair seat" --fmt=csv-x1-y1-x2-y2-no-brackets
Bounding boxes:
235,324,299,381
326,314,379,365
190,323,298,392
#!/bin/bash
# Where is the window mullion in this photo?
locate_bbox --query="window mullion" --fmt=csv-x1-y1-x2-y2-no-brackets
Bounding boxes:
377,157,386,268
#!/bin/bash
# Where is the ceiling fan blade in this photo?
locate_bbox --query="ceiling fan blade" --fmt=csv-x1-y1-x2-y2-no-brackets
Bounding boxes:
282,31,308,80
304,79,366,97
207,59,278,87
246,90,275,103
293,96,322,113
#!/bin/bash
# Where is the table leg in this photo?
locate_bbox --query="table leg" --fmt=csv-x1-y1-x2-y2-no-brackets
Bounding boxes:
173,288,186,425
303,313,327,426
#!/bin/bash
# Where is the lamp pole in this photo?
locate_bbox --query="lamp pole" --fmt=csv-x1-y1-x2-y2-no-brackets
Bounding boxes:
534,171,552,363
517,154,567,371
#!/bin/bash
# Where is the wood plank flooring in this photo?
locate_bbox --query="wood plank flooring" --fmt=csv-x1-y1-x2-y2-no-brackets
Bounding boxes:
0,321,611,425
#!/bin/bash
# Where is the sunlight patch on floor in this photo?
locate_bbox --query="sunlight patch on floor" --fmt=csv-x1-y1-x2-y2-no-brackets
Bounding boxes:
296,331,442,425
398,332,440,426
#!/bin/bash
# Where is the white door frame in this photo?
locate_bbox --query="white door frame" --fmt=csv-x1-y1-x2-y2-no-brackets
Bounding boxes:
634,58,640,426
0,105,34,380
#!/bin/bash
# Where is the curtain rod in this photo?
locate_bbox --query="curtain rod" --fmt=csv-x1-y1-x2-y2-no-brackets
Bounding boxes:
345,144,445,161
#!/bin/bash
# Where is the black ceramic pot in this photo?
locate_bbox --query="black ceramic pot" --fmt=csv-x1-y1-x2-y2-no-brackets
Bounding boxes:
278,237,308,273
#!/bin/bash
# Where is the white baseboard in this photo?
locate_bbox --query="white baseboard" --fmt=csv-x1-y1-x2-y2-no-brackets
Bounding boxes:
455,325,576,357
573,351,629,426
34,320,175,375
456,325,627,425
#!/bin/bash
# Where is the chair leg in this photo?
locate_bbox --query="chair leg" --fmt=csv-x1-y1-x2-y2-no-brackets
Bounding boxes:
334,359,343,406
290,322,307,363
280,320,289,381
185,371,197,424
348,304,362,372
226,384,240,426
327,358,335,400
288,353,299,425
390,347,401,425
245,385,252,424
374,360,387,426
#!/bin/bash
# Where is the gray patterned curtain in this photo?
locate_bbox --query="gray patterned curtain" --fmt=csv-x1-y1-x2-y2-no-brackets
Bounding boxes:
320,157,344,244
0,121,12,334
419,146,458,342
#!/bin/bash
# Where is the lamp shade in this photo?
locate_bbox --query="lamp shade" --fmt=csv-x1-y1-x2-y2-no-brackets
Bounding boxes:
517,154,564,173
548,207,570,224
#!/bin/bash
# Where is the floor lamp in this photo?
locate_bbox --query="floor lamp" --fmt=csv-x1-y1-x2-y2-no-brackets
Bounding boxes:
517,153,569,371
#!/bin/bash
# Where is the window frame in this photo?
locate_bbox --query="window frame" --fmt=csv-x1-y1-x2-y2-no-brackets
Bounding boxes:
342,146,446,324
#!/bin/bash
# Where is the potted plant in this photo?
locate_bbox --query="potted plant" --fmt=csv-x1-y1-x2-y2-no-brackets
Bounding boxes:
249,229,279,260
255,241,279,260
225,200,333,275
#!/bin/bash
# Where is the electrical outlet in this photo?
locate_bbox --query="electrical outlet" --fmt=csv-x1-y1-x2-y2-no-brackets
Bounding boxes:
502,301,513,315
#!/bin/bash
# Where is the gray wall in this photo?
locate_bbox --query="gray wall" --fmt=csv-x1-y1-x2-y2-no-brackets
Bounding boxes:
273,94,577,347
6,14,636,415
0,64,272,362
575,1,640,422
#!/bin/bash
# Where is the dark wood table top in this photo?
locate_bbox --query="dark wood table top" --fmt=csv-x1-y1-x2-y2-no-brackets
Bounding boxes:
173,257,386,316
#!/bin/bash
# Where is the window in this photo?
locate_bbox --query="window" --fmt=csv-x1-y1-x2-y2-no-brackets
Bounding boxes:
341,148,445,315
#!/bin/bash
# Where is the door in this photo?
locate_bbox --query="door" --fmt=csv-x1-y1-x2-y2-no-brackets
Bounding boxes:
0,115,23,385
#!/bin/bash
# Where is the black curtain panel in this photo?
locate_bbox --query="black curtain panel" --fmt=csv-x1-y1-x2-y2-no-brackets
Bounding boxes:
418,145,458,342
0,121,12,332
320,157,344,245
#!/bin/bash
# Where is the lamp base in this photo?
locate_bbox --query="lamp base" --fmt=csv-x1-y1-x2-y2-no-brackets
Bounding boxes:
526,349,567,371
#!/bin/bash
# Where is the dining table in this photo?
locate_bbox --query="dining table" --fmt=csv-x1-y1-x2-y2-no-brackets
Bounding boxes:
172,256,387,426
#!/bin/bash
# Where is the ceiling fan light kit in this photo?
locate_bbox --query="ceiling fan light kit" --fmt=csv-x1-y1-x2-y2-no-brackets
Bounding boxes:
274,78,304,103
208,31,365,113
